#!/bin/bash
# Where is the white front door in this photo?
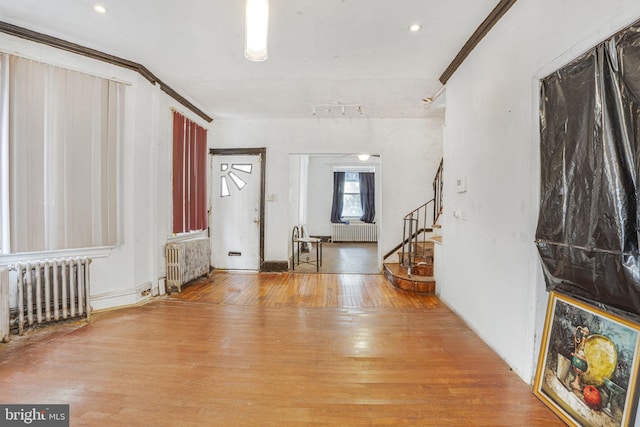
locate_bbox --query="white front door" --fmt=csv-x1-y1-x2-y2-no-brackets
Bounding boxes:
211,153,262,270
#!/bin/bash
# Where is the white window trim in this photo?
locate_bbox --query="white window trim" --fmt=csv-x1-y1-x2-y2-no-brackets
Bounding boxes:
332,166,375,173
0,246,115,267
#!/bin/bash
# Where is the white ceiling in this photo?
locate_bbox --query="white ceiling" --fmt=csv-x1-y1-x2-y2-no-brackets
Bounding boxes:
0,0,499,120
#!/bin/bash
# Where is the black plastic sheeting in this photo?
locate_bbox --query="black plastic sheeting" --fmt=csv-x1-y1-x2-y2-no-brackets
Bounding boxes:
536,21,640,317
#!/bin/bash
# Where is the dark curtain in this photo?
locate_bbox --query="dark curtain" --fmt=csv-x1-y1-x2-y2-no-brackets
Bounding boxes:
330,172,346,223
536,21,640,316
359,172,375,223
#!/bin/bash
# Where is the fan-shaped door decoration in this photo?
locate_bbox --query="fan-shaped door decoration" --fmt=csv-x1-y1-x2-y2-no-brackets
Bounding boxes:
220,163,253,197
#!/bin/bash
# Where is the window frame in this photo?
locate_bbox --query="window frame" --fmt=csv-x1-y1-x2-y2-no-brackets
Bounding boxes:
332,166,375,221
0,53,123,254
341,171,363,219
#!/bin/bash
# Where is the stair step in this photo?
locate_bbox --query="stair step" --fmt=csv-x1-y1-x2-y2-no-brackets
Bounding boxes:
383,263,435,294
416,240,435,247
429,235,442,244
396,242,433,259
406,241,434,253
396,252,433,264
393,257,433,276
413,263,434,276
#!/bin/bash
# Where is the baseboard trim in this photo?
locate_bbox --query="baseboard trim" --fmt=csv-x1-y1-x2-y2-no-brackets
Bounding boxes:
263,261,289,272
90,282,153,311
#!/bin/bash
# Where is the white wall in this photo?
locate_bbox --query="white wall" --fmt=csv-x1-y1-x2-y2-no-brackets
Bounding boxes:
209,118,443,265
440,0,640,387
288,154,302,249
0,32,210,311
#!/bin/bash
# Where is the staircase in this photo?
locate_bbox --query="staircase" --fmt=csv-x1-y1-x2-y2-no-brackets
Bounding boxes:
383,159,443,294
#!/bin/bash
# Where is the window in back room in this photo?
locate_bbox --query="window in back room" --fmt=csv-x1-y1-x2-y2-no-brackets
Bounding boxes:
341,172,362,218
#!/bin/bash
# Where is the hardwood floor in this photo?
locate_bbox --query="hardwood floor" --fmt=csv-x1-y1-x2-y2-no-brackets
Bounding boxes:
0,272,562,426
292,242,379,274
179,271,436,308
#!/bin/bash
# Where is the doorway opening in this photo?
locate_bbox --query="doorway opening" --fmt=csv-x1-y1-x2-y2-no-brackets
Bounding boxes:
288,153,381,274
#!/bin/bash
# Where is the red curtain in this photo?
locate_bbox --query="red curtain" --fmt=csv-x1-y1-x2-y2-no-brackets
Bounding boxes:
172,111,208,234
188,121,197,230
196,125,208,231
172,112,185,234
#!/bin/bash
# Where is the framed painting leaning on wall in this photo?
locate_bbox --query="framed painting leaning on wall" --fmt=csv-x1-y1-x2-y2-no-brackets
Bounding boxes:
534,292,640,426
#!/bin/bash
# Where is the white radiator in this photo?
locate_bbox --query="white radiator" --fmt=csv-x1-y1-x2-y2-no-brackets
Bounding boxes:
331,222,377,242
15,257,91,335
166,237,210,293
0,267,9,342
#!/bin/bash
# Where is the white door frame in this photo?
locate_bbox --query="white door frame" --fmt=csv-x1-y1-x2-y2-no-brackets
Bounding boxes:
209,147,266,271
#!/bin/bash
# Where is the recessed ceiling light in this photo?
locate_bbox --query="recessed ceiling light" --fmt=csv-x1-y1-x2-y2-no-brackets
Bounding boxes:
409,23,422,32
94,4,107,14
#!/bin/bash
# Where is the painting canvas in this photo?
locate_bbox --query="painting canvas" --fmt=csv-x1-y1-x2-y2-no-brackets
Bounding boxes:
534,292,640,426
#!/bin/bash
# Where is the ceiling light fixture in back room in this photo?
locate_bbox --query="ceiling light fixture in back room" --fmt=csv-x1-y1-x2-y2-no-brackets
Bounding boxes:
245,0,269,62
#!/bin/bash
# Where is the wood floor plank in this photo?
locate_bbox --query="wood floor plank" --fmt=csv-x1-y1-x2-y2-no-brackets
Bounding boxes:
0,272,562,426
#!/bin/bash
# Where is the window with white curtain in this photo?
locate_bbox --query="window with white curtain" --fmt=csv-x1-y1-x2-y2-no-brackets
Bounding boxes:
0,54,124,253
341,172,362,218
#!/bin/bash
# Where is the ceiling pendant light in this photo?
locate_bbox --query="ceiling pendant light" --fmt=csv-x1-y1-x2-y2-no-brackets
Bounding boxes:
245,0,269,62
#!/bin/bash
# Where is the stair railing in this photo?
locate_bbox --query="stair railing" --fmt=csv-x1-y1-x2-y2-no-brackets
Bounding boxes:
400,200,434,276
385,158,444,276
433,158,444,225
